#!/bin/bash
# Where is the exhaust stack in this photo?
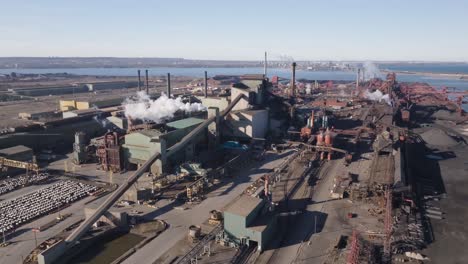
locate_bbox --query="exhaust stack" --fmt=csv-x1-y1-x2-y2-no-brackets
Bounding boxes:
167,73,171,97
137,70,141,91
204,71,208,98
291,62,297,98
356,68,360,89
264,51,268,78
145,70,149,94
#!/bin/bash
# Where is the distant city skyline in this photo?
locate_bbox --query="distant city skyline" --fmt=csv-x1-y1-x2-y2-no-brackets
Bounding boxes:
0,0,467,61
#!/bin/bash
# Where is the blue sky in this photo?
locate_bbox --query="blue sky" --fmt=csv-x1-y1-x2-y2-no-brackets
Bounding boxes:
0,0,467,61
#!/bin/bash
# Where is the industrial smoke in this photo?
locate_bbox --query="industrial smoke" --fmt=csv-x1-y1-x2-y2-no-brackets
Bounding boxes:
364,89,391,105
123,91,206,123
362,61,382,80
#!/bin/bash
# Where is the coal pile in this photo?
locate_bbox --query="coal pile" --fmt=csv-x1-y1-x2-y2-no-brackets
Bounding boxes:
420,128,458,147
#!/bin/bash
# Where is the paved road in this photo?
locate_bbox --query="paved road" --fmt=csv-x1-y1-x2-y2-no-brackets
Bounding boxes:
123,151,293,264
0,193,100,264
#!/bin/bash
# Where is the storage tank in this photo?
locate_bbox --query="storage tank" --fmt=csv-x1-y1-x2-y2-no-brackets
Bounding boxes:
316,132,324,146
188,225,201,239
324,128,333,146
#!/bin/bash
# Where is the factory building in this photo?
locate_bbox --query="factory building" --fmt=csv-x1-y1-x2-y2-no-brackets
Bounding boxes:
223,195,277,252
106,115,128,130
81,81,138,92
18,110,61,121
63,109,103,119
11,81,138,97
59,97,125,111
196,96,230,112
225,110,269,139
0,145,34,177
12,85,88,96
122,117,207,175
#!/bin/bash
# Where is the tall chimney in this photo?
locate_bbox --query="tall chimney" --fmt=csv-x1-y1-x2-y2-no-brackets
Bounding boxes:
137,70,141,91
264,51,268,77
167,73,171,97
204,71,208,98
291,62,297,98
356,68,360,89
145,70,149,94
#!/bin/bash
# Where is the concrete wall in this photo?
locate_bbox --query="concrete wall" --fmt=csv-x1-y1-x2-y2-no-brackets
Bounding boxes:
84,207,128,227
224,198,267,248
38,240,67,264
197,97,230,112
250,110,268,138
231,87,250,111
107,116,128,130
225,110,268,139
259,215,277,251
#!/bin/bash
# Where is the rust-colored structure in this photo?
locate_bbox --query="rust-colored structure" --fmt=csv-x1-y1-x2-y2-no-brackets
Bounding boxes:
96,131,122,172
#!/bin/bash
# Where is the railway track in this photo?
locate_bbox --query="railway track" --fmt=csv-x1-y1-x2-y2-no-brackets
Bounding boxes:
231,244,257,264
268,155,325,263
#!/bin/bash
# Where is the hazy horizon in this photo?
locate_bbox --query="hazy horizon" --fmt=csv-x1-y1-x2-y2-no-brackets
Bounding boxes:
0,56,466,64
1,0,467,61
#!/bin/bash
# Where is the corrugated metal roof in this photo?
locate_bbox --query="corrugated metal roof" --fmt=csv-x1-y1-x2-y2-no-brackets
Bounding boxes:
166,117,205,130
0,145,32,156
225,195,263,217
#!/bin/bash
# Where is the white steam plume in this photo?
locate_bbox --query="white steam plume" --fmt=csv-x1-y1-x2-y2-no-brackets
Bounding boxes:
364,89,391,105
123,91,206,123
362,61,382,80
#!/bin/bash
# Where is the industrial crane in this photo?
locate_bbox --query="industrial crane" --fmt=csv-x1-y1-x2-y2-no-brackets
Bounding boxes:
0,157,39,174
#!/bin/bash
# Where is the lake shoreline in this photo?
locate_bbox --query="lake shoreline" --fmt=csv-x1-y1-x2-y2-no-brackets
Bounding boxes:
382,69,468,80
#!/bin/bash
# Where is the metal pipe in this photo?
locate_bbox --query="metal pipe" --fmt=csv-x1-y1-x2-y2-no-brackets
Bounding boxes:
264,51,268,77
291,62,297,98
167,73,171,97
204,71,208,98
137,70,141,91
145,70,149,94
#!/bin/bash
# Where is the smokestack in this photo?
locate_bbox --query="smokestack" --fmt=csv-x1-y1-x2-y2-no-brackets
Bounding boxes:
356,68,360,89
264,51,268,78
204,71,208,98
291,62,297,98
167,73,171,97
137,70,141,91
145,70,149,94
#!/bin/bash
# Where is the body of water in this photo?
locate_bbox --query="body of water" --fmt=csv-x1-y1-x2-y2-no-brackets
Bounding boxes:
1,66,468,91
68,232,144,264
380,63,468,74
